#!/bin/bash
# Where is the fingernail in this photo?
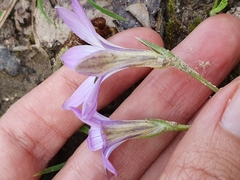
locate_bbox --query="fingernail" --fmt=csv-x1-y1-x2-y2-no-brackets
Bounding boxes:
221,87,240,136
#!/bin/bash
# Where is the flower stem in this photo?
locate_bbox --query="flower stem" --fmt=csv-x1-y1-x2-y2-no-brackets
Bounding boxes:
150,119,190,132
166,122,190,132
137,38,219,93
171,57,219,93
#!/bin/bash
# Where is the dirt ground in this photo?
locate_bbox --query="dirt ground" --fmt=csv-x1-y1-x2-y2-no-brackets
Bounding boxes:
1,0,240,178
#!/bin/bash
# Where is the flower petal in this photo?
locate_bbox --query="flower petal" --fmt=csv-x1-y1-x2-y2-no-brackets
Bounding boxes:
87,127,103,151
98,35,125,50
70,107,84,120
92,111,110,122
82,76,104,119
102,154,118,178
102,143,120,177
70,109,109,151
71,108,111,153
56,6,102,47
71,0,100,42
62,76,96,109
61,45,103,69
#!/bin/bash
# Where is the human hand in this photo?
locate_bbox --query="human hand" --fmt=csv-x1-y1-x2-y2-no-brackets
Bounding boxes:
0,14,240,180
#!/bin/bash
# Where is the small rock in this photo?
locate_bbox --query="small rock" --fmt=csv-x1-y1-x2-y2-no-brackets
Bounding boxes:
126,2,150,27
34,0,71,48
0,45,20,76
112,0,161,30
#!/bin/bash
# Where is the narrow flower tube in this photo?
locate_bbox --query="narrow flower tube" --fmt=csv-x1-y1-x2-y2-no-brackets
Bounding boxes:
71,107,190,179
102,119,189,144
75,50,170,76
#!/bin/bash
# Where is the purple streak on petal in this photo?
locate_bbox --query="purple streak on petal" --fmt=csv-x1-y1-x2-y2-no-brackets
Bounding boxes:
61,45,103,69
62,76,96,110
56,7,102,47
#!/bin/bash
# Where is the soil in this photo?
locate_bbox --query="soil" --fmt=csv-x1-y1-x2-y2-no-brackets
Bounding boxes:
1,0,240,179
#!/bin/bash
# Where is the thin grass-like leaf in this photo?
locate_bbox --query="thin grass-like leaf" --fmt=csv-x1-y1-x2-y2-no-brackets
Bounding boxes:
136,38,175,58
37,0,57,27
33,162,65,176
80,124,90,134
210,0,228,16
87,0,126,21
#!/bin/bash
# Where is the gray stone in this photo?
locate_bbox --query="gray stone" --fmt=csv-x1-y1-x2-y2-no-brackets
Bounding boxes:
0,45,20,76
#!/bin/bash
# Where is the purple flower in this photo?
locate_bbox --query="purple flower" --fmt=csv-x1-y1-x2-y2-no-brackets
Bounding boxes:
62,76,102,119
56,0,128,70
71,107,189,179
56,0,122,119
56,0,165,119
71,108,117,177
56,0,146,74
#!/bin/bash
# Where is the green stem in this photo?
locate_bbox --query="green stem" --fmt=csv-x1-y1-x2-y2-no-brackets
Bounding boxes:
157,120,190,132
172,58,219,93
137,38,219,93
170,123,190,131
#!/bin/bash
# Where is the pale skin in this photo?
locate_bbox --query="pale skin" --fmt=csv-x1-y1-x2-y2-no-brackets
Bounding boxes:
1,14,240,179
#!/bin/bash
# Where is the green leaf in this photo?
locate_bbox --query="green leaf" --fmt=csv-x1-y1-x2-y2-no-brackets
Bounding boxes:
37,0,57,27
136,38,175,58
80,124,90,134
210,0,228,16
87,0,126,21
212,0,219,9
33,162,65,176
